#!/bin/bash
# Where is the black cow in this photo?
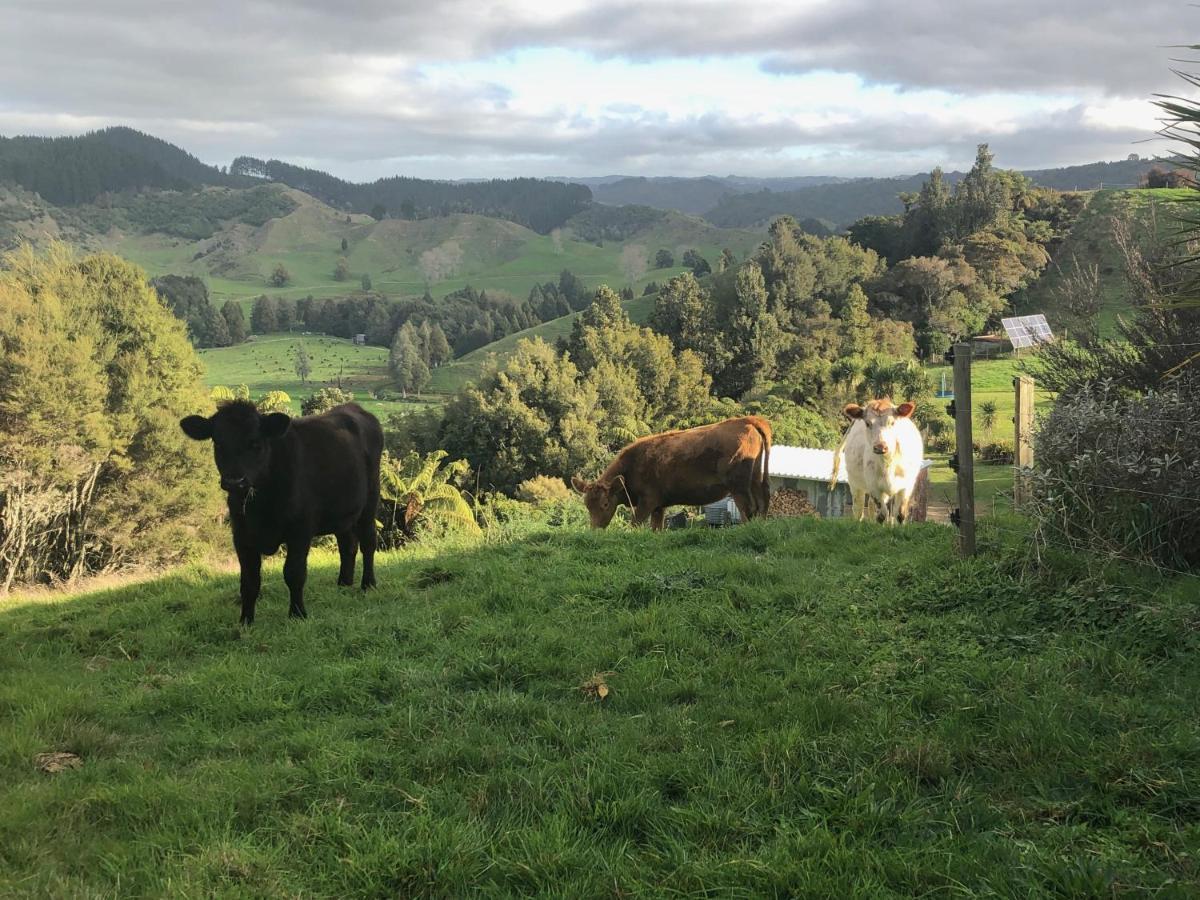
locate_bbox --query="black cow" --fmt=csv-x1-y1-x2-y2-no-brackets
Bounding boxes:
180,400,383,625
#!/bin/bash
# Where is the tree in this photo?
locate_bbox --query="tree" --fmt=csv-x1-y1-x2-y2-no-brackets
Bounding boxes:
370,204,387,221
361,273,372,292
718,248,737,272
250,294,278,333
389,322,424,397
426,321,452,367
341,237,349,252
301,386,354,415
276,297,295,332
713,261,781,397
682,249,711,276
221,300,247,343
270,263,290,287
654,248,674,269
152,274,226,347
650,272,727,373
293,343,312,384
334,257,351,281
0,246,217,589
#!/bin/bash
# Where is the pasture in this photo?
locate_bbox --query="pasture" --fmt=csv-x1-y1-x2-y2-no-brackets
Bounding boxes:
198,333,437,420
2,518,1198,896
98,191,759,310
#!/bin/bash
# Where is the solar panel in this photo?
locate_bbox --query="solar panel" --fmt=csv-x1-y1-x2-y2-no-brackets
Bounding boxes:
1001,314,1054,349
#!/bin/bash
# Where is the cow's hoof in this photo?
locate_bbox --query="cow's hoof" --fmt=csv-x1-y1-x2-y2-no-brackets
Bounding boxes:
361,580,376,591
239,617,254,627
289,607,308,619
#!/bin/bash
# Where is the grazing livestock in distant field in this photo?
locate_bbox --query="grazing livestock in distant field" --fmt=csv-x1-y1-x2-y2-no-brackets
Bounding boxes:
180,401,383,624
572,416,772,529
831,399,924,525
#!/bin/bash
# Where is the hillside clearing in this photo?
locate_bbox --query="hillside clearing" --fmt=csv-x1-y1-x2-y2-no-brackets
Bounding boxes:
2,518,1198,896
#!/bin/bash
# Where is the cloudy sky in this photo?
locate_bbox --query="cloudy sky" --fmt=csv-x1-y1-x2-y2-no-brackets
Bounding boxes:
0,1,1191,180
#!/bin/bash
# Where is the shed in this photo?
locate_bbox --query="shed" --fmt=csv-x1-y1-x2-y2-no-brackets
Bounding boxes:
701,445,933,524
353,333,367,346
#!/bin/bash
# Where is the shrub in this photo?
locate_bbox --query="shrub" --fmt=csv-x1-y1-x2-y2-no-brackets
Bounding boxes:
978,439,1014,465
0,246,218,590
1029,379,1200,570
301,387,354,416
516,475,571,506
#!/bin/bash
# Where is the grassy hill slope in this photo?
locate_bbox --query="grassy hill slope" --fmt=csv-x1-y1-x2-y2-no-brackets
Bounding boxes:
1011,188,1189,335
82,189,760,308
2,518,1198,896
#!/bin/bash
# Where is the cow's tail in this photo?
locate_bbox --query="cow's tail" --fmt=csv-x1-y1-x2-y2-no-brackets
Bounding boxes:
830,430,848,491
750,420,771,517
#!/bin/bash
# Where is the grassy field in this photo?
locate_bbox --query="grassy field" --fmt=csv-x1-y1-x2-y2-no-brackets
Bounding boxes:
922,356,1054,518
198,332,435,421
3,517,1199,896
96,190,761,311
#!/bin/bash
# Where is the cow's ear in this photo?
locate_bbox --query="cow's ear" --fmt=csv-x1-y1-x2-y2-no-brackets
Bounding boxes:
843,404,864,420
571,474,589,493
180,415,213,441
260,413,291,439
896,401,916,418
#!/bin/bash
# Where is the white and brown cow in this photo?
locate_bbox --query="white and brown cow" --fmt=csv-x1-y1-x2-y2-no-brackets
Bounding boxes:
830,398,924,525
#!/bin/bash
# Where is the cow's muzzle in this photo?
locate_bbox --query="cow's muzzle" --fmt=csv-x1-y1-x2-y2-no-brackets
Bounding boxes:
220,476,250,492
872,445,888,456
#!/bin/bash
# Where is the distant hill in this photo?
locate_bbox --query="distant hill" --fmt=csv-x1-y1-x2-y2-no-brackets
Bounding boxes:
587,175,845,214
0,127,248,206
231,157,591,234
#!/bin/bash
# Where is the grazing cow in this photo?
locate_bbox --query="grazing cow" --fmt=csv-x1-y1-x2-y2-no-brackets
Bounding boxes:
830,398,924,525
180,400,383,625
571,416,771,529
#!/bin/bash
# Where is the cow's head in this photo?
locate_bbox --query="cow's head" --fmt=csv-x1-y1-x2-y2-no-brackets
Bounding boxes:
180,400,291,494
844,398,915,457
571,473,627,529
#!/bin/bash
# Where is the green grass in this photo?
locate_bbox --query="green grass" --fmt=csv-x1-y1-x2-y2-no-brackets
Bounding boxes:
198,332,436,420
3,517,1199,896
923,356,1055,518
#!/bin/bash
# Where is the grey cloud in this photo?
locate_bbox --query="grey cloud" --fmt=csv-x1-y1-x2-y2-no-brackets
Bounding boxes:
0,0,1188,178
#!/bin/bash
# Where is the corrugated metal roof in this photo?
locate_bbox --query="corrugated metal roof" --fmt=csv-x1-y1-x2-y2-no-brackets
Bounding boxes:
769,445,932,484
770,446,846,483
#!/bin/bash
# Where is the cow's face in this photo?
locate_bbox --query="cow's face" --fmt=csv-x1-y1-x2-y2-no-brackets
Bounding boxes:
571,474,624,529
844,399,915,457
180,401,291,494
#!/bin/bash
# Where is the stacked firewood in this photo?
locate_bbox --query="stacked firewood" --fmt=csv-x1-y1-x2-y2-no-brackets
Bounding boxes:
767,488,819,518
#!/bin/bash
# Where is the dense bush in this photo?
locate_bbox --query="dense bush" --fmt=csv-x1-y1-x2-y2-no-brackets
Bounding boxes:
0,246,218,590
978,439,1015,465
301,387,354,416
1030,379,1200,570
516,475,572,506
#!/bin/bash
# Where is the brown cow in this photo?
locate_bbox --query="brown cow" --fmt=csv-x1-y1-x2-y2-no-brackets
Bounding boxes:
571,417,772,529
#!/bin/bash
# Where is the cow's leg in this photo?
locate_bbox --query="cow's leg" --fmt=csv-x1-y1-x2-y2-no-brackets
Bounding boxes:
630,504,653,527
356,510,377,590
335,530,358,587
895,488,912,525
876,492,893,525
283,538,310,619
852,489,867,522
236,543,261,626
731,492,754,523
650,507,666,531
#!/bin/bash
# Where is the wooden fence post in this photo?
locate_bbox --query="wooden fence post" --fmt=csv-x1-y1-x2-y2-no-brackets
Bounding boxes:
1013,375,1035,510
952,342,976,556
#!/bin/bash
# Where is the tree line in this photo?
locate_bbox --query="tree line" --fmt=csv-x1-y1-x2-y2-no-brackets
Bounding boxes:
229,156,592,234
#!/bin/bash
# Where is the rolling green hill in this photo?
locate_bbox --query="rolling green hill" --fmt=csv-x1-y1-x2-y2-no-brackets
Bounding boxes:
2,517,1197,895
82,188,759,310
